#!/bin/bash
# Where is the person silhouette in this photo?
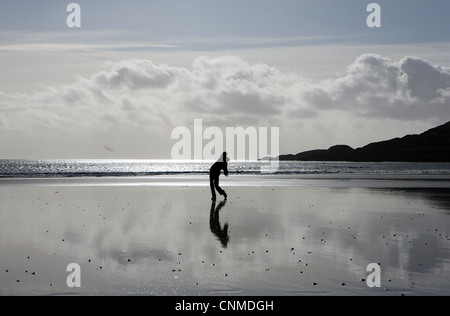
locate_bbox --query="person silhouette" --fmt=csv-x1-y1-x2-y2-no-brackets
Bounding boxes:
210,200,229,248
210,152,229,201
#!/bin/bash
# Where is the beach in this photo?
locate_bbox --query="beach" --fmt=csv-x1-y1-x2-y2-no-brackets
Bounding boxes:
0,175,449,296
2,0,450,300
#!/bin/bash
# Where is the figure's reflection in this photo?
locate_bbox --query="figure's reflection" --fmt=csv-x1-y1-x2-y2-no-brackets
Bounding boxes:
210,200,229,248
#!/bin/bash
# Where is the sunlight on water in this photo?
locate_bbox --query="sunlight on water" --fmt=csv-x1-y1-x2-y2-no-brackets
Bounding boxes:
1,160,450,178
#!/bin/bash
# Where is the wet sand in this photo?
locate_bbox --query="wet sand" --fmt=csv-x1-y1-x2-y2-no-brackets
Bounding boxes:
0,176,449,296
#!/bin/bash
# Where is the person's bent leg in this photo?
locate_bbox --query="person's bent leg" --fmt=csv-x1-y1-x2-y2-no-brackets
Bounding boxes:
214,176,227,198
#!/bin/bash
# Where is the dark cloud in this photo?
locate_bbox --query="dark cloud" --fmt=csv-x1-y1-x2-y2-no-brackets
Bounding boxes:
400,56,450,101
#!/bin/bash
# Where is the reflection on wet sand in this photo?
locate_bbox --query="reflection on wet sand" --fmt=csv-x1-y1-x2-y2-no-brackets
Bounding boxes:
0,184,449,295
210,201,229,248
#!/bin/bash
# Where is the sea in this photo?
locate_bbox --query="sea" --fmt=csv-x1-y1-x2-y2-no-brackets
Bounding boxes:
1,159,450,178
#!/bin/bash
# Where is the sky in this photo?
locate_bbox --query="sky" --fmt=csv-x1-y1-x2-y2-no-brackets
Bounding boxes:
1,0,450,159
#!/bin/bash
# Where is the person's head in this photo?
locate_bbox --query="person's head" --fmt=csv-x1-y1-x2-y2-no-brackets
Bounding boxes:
216,152,230,163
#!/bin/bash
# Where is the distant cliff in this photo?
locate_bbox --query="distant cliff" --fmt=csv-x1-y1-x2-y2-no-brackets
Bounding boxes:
280,121,450,162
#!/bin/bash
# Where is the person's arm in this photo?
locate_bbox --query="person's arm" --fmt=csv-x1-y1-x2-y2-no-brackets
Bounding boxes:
224,162,229,176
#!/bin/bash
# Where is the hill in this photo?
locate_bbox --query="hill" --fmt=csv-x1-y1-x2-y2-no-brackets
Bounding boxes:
279,122,450,162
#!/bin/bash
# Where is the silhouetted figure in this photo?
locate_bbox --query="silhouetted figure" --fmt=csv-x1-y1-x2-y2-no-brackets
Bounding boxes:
210,152,229,201
210,200,229,248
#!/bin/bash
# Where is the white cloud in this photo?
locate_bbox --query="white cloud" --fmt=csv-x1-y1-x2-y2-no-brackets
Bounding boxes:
0,54,449,158
0,30,178,54
302,54,450,120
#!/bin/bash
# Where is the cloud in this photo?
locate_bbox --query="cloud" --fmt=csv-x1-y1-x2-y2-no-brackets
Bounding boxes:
0,30,179,54
0,54,449,157
400,56,450,101
3,54,449,128
92,60,185,90
302,54,450,120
